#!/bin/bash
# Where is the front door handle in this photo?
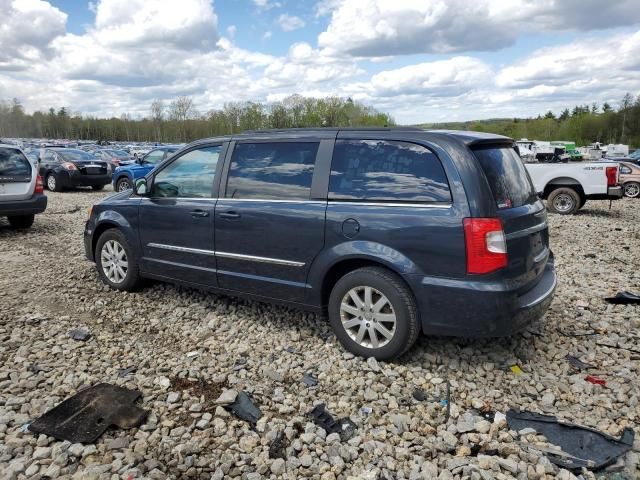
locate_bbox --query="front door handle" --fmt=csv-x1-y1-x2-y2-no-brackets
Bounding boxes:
219,211,240,219
190,209,209,218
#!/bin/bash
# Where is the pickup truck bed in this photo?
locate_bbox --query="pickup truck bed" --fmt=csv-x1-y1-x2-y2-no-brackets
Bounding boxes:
525,161,623,214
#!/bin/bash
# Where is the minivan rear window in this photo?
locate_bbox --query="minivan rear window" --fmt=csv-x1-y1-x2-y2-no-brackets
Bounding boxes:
0,148,31,178
473,146,537,209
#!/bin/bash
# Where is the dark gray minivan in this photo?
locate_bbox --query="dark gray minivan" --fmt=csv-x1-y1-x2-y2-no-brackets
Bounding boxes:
84,128,556,359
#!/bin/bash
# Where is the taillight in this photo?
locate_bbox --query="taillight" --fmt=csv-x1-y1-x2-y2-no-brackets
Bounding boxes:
34,175,44,194
605,166,617,186
463,218,507,275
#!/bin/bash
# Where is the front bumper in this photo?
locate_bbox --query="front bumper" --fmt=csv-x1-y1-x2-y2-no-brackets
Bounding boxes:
60,172,111,188
0,194,47,217
404,258,557,337
84,219,95,262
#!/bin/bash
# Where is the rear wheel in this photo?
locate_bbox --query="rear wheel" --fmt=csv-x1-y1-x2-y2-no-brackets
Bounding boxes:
95,229,141,291
46,174,61,192
116,177,132,192
8,214,35,229
624,182,640,198
547,187,580,215
328,267,419,360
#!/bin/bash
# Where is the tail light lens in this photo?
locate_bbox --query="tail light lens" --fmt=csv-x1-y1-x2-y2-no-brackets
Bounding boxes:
605,166,617,186
34,175,44,194
464,218,508,274
61,162,77,171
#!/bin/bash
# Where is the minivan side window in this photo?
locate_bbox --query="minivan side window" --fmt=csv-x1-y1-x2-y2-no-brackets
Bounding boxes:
152,145,221,198
226,142,318,200
329,140,451,202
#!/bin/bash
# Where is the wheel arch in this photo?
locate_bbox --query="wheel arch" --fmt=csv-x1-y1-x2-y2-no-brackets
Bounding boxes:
91,211,136,258
542,178,584,199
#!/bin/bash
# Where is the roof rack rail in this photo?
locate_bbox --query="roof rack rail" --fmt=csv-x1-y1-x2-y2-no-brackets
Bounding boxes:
241,126,424,134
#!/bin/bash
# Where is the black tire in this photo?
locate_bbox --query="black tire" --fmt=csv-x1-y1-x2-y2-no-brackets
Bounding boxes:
116,177,132,192
578,195,587,209
92,185,105,191
328,267,419,360
95,229,141,291
623,182,640,198
46,174,61,192
547,187,580,215
8,214,35,229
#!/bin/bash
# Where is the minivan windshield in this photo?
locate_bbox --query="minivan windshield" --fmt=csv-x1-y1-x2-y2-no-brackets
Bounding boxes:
473,146,537,209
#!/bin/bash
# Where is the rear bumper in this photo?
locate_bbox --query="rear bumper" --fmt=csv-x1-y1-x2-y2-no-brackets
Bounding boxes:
60,171,111,188
586,186,623,200
404,257,557,336
0,194,47,216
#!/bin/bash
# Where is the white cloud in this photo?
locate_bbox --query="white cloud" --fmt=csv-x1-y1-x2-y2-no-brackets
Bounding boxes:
0,0,67,70
226,25,237,38
253,0,281,10
262,30,273,40
277,13,306,32
317,0,640,56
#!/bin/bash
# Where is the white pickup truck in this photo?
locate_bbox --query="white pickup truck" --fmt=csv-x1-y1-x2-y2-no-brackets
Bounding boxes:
525,161,623,214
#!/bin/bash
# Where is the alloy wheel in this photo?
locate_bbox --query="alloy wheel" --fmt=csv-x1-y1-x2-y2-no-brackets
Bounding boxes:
339,286,397,348
624,183,640,198
118,179,132,192
47,175,56,190
100,240,128,284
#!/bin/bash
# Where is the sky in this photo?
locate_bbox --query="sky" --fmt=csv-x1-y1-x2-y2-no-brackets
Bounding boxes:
1,0,639,124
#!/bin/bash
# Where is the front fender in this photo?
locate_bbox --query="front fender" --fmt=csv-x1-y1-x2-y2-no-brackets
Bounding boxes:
306,240,420,305
91,208,139,257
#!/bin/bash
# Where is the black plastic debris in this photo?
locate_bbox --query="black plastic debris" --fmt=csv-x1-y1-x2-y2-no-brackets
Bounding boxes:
302,373,318,387
117,366,136,377
226,391,262,425
285,346,302,356
565,354,594,371
28,383,148,443
69,329,91,341
605,291,640,305
268,431,288,459
412,388,427,401
506,409,634,472
28,364,49,374
308,404,356,441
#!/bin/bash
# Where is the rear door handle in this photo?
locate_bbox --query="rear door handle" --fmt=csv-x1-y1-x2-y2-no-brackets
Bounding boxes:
219,211,240,219
190,209,209,218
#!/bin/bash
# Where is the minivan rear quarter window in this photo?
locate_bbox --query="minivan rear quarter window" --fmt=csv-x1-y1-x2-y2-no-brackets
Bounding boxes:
473,146,537,209
329,140,451,202
226,142,318,200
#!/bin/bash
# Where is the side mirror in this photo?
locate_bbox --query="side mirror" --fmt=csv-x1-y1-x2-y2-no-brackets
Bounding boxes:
134,178,149,196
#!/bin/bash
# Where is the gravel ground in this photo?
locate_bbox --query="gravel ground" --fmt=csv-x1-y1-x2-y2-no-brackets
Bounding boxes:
1,188,639,480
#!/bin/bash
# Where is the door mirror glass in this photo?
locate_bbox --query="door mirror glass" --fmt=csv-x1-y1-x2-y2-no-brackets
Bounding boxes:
134,178,148,196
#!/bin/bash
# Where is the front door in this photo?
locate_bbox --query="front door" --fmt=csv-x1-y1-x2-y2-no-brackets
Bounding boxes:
138,144,224,286
215,140,326,303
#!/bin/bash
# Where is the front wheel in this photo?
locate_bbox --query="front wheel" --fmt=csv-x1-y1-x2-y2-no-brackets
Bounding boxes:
8,214,35,229
328,267,419,360
116,177,132,192
95,229,141,291
547,187,580,215
46,174,61,192
624,182,640,198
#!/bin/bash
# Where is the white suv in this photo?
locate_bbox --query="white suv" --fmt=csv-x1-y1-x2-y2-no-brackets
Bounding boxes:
0,144,47,228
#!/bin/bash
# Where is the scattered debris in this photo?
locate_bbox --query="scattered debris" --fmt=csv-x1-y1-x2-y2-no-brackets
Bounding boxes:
604,291,640,305
556,327,596,337
576,299,590,308
494,411,507,424
268,431,288,459
412,388,427,401
69,329,91,341
285,346,302,355
359,406,373,415
185,351,200,358
28,383,148,443
308,403,357,442
117,366,136,377
506,409,634,472
302,373,318,387
564,354,594,370
28,364,50,374
510,365,523,375
585,375,607,386
233,356,248,371
226,391,262,425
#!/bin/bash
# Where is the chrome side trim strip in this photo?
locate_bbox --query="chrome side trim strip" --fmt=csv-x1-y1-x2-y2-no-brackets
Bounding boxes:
147,243,216,256
327,201,451,209
215,251,305,267
220,198,325,204
146,243,304,267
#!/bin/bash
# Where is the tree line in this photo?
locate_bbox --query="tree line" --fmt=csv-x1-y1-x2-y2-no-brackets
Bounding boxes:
0,95,394,142
421,93,640,148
